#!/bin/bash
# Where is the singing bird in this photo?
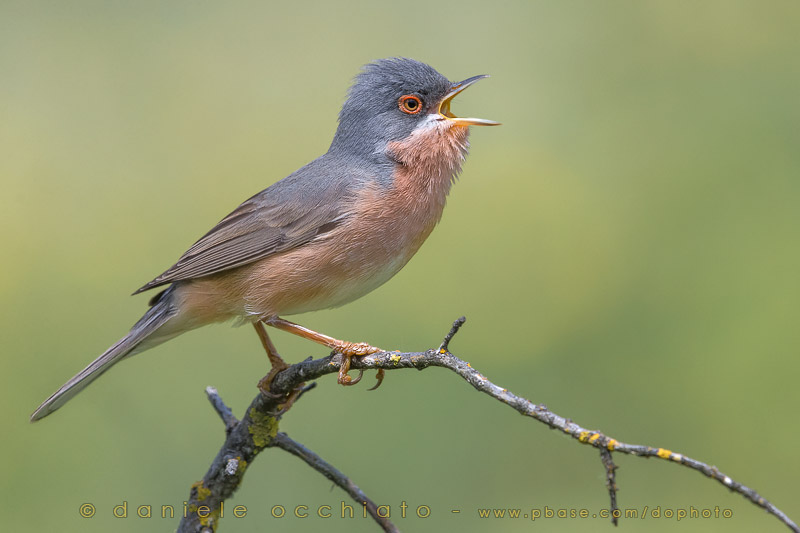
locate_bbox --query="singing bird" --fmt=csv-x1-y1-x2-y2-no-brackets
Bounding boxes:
31,58,499,422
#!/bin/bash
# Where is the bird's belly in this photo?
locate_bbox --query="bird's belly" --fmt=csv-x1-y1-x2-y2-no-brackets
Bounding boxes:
241,184,445,318
281,248,411,315
236,234,417,318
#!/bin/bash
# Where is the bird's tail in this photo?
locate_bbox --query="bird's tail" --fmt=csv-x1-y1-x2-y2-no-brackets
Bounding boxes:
30,292,179,422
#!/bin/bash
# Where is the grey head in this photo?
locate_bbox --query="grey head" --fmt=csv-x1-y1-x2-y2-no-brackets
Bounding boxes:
329,58,499,163
329,58,455,160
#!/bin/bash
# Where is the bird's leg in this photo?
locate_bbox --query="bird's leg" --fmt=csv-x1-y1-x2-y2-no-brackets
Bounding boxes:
264,317,384,388
254,321,288,383
254,322,303,411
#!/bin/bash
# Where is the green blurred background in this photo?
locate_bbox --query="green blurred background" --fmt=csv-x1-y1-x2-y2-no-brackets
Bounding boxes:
2,1,799,531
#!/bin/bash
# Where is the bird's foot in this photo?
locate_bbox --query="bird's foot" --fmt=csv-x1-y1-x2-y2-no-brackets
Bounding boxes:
262,317,387,390
334,340,383,357
334,342,385,390
257,364,305,415
274,383,305,415
257,358,291,398
337,353,364,386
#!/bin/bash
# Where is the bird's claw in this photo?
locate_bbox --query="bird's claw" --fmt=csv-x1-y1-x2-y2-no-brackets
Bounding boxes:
338,364,364,386
336,349,386,391
271,385,305,416
367,368,385,391
257,359,290,398
258,368,304,415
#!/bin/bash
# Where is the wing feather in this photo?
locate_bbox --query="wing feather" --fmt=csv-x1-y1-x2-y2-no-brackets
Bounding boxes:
134,157,357,294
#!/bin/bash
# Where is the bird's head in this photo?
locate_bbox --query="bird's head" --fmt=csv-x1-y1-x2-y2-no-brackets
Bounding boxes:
330,58,499,162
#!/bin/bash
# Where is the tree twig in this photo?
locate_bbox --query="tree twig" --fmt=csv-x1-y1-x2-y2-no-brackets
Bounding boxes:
599,448,619,526
205,386,238,435
180,318,799,533
270,432,399,533
438,315,466,352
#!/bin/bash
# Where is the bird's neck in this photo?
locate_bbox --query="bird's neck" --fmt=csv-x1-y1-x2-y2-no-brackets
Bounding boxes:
328,119,471,197
363,122,470,243
386,121,469,179
386,122,471,197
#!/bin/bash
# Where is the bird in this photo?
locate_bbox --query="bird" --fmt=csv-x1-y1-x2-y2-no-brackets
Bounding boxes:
30,57,499,422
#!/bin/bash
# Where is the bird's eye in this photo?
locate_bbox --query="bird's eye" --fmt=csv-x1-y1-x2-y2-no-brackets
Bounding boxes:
398,95,423,115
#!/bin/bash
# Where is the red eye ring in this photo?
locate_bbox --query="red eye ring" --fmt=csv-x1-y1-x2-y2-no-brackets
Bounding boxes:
398,95,423,115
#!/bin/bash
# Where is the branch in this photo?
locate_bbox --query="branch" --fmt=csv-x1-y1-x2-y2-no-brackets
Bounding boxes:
180,317,799,533
205,386,238,435
599,448,619,526
270,433,399,532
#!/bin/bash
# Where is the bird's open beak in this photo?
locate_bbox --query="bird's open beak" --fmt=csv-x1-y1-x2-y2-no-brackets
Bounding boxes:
438,75,501,127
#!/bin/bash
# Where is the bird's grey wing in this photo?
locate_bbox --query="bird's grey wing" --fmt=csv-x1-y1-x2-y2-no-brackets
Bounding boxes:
134,164,355,294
